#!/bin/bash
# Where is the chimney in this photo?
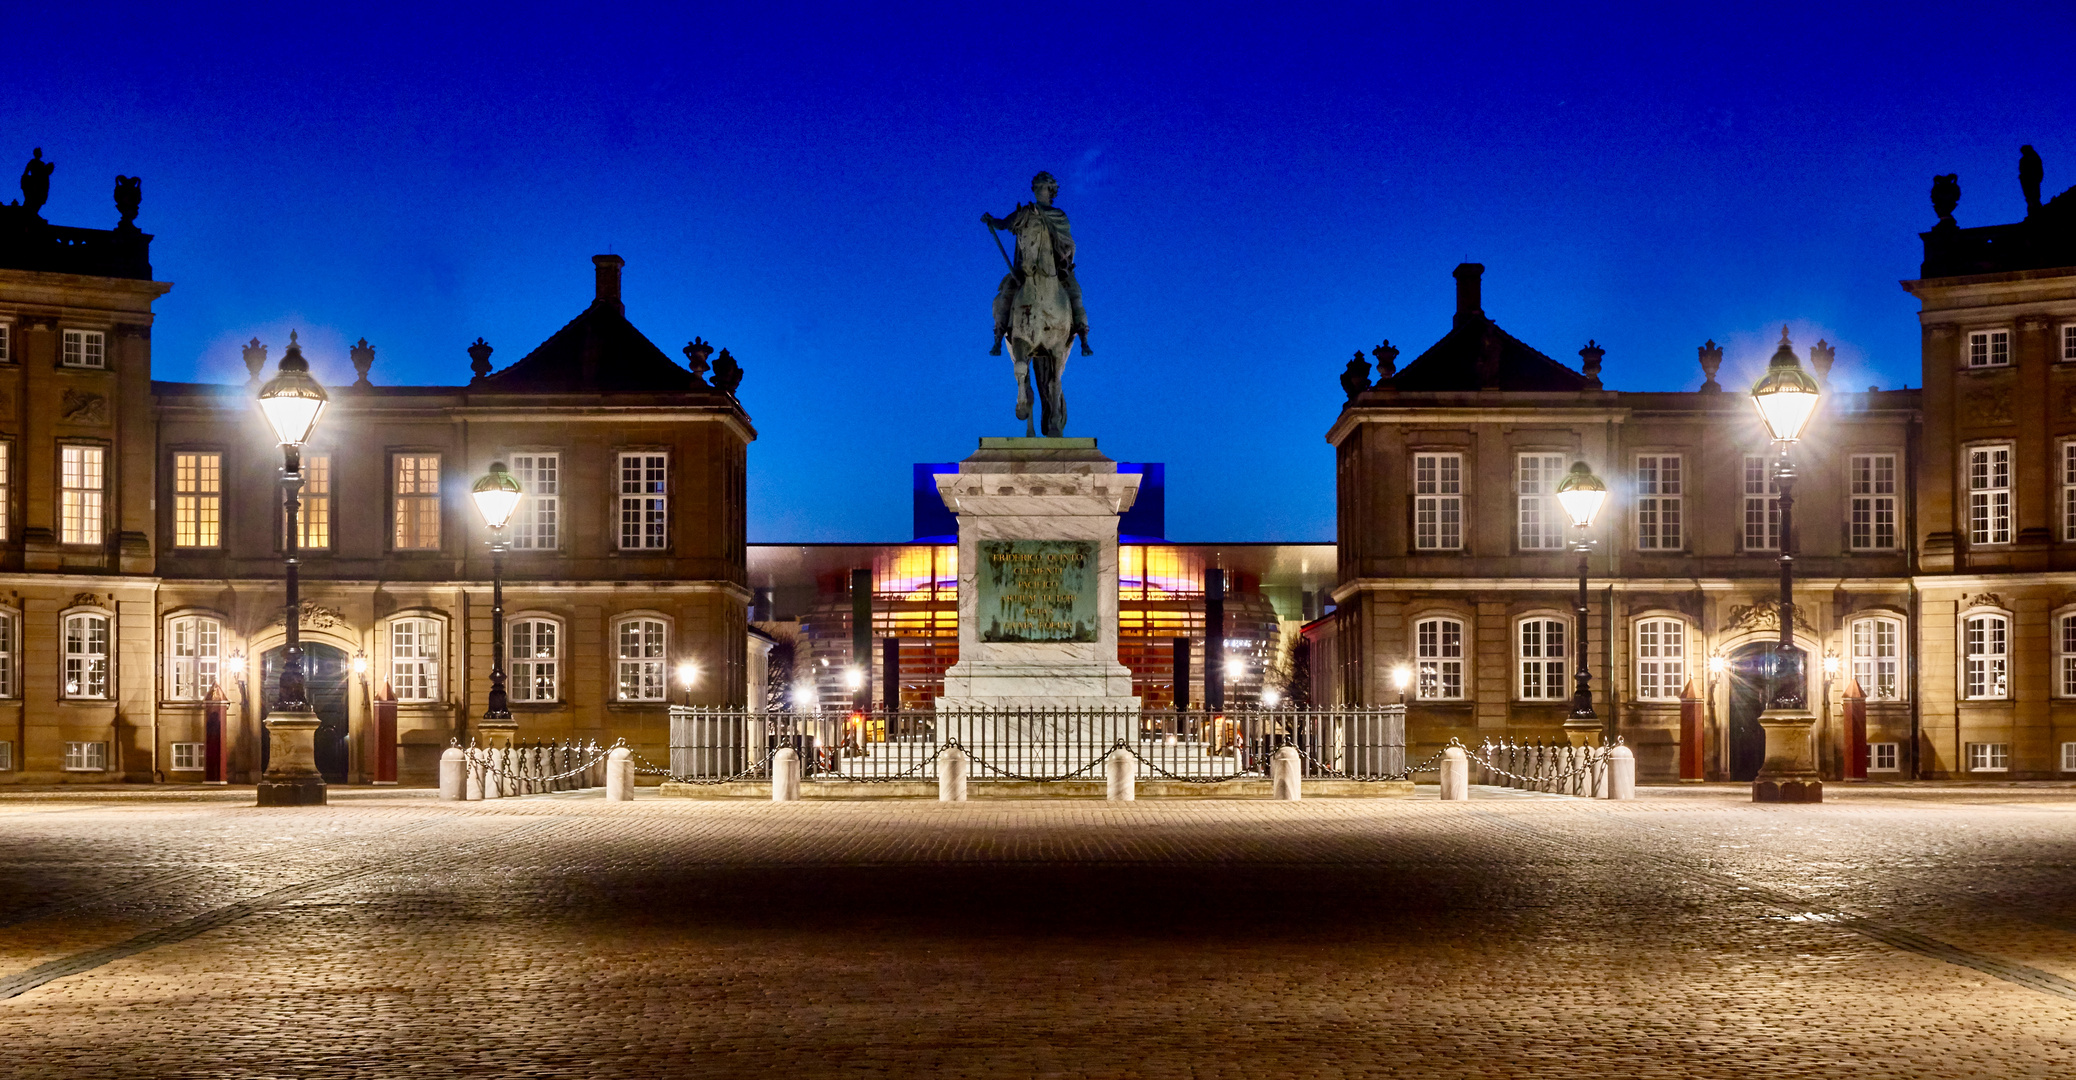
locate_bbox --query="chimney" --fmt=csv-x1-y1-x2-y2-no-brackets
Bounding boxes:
592,254,625,313
1452,263,1484,328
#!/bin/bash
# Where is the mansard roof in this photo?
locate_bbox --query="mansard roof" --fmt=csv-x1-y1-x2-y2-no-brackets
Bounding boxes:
474,298,705,393
1387,314,1595,393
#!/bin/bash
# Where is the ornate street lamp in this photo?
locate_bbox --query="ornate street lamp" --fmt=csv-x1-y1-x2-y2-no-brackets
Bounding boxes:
471,462,524,744
255,332,329,806
1555,460,1608,744
1748,327,1824,802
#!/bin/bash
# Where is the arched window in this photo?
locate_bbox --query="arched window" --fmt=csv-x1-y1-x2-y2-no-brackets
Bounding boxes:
64,611,112,699
1849,616,1904,701
390,617,442,702
166,615,224,700
1963,612,2009,700
1634,618,1687,701
615,616,668,701
1414,616,1465,700
509,617,561,702
1517,616,1568,700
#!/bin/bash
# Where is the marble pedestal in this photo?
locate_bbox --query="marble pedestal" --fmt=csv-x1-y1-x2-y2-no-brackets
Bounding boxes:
257,710,328,806
1753,707,1823,803
933,438,1143,712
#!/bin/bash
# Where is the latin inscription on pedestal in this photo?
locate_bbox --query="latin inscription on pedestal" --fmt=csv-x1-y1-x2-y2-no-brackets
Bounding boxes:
978,540,1097,643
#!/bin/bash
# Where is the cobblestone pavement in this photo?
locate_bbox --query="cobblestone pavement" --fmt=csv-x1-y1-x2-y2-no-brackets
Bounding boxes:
3,785,2075,1078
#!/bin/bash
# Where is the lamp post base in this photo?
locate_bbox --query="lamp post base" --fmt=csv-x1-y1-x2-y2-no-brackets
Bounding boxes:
257,709,327,807
1562,718,1601,748
1752,707,1823,803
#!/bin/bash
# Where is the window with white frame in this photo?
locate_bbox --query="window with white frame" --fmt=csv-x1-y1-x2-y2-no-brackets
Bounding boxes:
1869,742,1900,772
390,617,441,702
1848,453,1898,550
1635,454,1682,550
509,453,559,550
1516,454,1566,550
294,455,330,549
1849,616,1904,701
1742,454,1780,551
0,323,10,362
63,741,107,771
1963,613,2009,699
1967,742,2010,772
1413,453,1463,551
1414,616,1465,699
170,743,205,771
0,610,13,700
2063,742,2076,772
60,444,104,545
2059,614,2076,699
618,452,669,550
1635,618,1687,701
393,454,441,550
2065,445,2076,543
509,617,560,702
0,440,10,542
166,615,223,701
2063,323,2076,364
0,740,10,771
1517,616,1568,700
1969,445,2012,545
64,612,110,698
173,452,222,548
615,617,667,701
1966,329,2010,368
61,328,105,369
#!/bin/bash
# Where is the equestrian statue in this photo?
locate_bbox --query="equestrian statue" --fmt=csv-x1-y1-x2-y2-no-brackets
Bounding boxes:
983,171,1091,437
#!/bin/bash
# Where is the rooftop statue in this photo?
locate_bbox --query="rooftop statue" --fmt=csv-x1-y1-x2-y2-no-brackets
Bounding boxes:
1931,173,1960,228
20,148,52,218
984,171,1090,437
114,175,141,229
2021,145,2044,218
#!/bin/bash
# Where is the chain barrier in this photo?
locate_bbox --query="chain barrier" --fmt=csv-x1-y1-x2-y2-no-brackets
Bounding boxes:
1465,736,1625,796
454,738,613,796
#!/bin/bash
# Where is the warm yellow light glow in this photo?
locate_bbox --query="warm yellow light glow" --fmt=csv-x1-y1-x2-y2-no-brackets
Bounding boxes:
844,666,864,691
1707,655,1729,676
256,332,329,446
1822,654,1841,678
223,653,246,678
1751,326,1822,442
351,653,369,676
1555,461,1608,529
471,462,524,531
1223,657,1243,679
1392,665,1412,691
677,661,699,687
1261,688,1283,707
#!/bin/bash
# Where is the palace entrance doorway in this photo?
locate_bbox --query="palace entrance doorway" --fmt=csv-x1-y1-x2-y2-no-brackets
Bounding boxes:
1725,641,1800,782
259,642,352,783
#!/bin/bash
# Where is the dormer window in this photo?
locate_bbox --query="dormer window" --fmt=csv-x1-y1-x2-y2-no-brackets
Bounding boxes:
1966,329,2010,368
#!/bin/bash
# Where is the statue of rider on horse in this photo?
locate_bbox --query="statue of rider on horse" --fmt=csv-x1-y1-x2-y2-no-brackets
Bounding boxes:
983,171,1091,438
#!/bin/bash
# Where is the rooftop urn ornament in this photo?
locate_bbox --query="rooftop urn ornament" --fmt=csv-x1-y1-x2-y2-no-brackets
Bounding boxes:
1809,338,1835,386
113,175,141,230
19,148,52,219
1931,173,1960,229
1578,340,1604,388
1697,340,1723,392
350,338,375,388
242,337,268,385
711,347,743,394
682,338,714,385
1339,351,1373,401
1370,340,1399,379
2022,145,2044,218
983,170,1089,437
467,337,494,383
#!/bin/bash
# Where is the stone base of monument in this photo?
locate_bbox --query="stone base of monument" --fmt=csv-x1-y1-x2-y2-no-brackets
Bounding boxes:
1752,707,1823,803
256,710,328,806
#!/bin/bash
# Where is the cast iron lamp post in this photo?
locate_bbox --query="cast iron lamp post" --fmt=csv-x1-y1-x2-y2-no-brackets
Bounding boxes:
1554,461,1608,745
470,463,524,747
1748,327,1824,802
255,332,329,806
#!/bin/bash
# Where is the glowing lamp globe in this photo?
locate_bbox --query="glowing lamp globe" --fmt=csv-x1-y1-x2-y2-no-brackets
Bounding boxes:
1554,461,1608,529
1751,327,1822,443
256,331,328,446
471,462,524,531
676,661,699,688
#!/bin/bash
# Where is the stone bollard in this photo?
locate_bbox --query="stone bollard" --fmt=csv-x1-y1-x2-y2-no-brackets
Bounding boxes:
1271,745,1303,801
1440,745,1469,801
439,747,465,801
939,746,969,803
604,747,635,802
1608,744,1636,801
1105,748,1136,802
771,746,802,802
464,751,485,801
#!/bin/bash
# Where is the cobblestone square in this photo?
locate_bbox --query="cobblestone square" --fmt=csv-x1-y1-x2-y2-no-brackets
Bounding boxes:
3,785,2075,1078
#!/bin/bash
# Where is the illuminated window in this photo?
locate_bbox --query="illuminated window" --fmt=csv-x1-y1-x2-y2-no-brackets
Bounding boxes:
509,618,560,702
60,445,103,545
1966,742,2009,772
1964,613,2008,700
615,617,667,700
1517,617,1567,700
1850,616,1903,702
1635,618,1686,701
173,452,222,548
64,612,111,698
167,615,223,700
1869,742,1899,772
63,741,107,771
393,454,441,550
1965,329,2010,368
1742,454,1779,551
1635,455,1682,550
294,455,330,549
61,328,105,368
1414,616,1464,699
618,452,668,550
510,453,559,550
1849,454,1897,551
1413,453,1462,551
390,617,441,702
1968,445,2012,545
1516,454,1566,550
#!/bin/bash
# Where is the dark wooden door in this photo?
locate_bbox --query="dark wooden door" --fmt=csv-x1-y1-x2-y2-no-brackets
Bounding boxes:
259,643,352,783
1726,642,1788,782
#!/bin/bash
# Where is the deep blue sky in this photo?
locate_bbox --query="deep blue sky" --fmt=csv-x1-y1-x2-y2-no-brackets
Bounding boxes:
6,3,2070,542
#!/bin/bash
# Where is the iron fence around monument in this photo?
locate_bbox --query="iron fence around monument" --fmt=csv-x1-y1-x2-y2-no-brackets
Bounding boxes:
665,705,1407,784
